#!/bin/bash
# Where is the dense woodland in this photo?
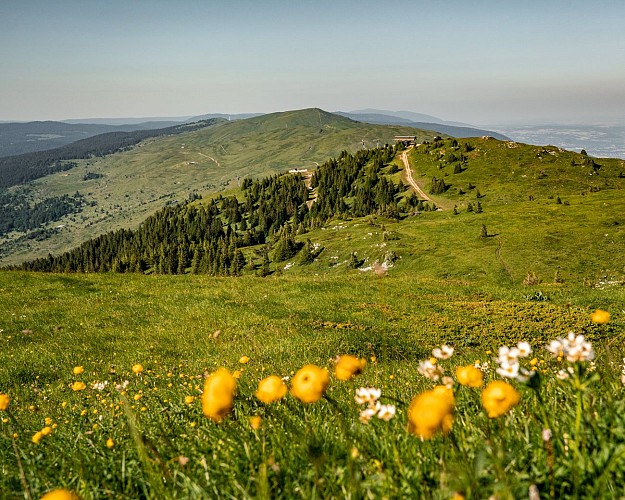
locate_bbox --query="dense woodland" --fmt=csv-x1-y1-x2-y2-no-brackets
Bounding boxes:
0,189,86,236
0,119,222,188
13,144,435,274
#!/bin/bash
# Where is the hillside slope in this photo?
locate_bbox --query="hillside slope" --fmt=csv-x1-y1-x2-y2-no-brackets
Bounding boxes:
12,135,625,288
0,109,440,265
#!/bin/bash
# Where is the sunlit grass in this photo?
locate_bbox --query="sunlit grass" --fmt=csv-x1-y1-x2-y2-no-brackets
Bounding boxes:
1,271,624,497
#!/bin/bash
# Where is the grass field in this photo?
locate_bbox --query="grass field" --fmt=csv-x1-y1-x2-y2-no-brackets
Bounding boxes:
1,269,624,498
2,128,625,498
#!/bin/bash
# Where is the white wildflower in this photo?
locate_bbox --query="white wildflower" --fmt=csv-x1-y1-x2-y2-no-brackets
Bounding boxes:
542,428,552,442
497,346,520,365
517,341,532,358
115,380,130,392
474,361,490,373
92,381,108,391
359,407,378,424
377,404,396,422
556,369,571,380
418,360,444,381
546,332,594,362
496,361,520,379
442,376,455,388
432,344,454,360
354,387,381,406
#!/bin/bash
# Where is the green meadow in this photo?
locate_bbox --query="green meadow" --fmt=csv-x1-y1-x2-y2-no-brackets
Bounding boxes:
1,266,624,498
2,119,625,498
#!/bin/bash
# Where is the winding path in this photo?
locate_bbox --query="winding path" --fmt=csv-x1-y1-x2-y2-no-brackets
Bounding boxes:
399,147,435,204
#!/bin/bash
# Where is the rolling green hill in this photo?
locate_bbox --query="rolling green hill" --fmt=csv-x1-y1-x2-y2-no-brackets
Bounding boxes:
0,109,441,266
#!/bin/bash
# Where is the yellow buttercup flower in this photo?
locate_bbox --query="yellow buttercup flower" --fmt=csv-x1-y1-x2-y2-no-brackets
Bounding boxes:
239,355,250,364
249,415,262,430
72,366,84,375
407,385,455,439
184,395,195,405
590,309,610,324
481,380,520,418
106,438,115,448
291,364,330,403
201,368,236,422
455,365,483,388
32,431,44,444
0,393,9,411
39,489,81,500
255,375,288,403
132,364,144,374
40,426,53,436
334,355,366,381
71,382,86,392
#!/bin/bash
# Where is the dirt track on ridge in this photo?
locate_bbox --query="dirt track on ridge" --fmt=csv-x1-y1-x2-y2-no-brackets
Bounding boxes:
399,147,435,204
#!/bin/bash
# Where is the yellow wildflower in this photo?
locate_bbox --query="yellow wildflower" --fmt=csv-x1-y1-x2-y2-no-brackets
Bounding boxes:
248,416,262,430
334,355,366,381
201,368,236,422
590,309,610,324
233,370,242,379
39,489,81,500
72,366,84,375
40,426,53,436
290,364,330,403
481,380,520,418
32,431,44,444
255,375,287,403
455,365,483,388
132,364,144,374
184,395,195,405
106,438,115,448
71,382,86,392
407,385,455,439
0,393,9,411
239,355,250,364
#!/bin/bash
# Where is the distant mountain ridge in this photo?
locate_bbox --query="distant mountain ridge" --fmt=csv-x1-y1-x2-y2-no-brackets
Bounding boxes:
337,110,510,141
0,110,499,158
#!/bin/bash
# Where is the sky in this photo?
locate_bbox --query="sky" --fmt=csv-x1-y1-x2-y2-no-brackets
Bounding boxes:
1,0,624,126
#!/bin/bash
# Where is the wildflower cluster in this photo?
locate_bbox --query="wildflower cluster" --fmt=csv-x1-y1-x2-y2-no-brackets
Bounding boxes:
354,387,395,423
417,344,453,381
546,332,595,363
495,341,533,381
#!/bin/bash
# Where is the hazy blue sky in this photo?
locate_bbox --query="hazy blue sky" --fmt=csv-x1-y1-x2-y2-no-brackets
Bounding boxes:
1,0,624,125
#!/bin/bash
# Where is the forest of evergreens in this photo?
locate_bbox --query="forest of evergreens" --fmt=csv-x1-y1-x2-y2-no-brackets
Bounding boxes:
0,189,86,236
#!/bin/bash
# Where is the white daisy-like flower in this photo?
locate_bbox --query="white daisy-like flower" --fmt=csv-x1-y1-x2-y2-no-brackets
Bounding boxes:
496,361,520,379
517,341,532,358
359,407,378,424
92,381,108,391
432,345,454,360
556,369,570,380
497,346,520,365
546,333,594,362
354,387,381,406
377,404,396,421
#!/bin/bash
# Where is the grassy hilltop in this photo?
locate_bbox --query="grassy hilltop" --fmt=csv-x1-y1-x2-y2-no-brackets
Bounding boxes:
1,127,625,498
